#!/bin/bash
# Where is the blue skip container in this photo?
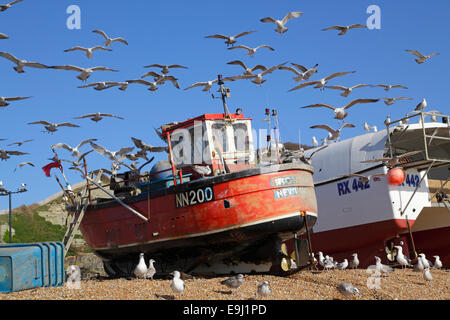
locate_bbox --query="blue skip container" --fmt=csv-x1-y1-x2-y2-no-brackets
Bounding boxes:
0,242,65,293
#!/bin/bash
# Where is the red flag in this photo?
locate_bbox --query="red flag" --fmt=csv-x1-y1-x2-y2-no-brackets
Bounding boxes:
42,161,62,177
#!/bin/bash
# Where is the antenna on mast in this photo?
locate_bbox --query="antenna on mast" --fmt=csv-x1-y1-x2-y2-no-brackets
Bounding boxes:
272,109,281,164
217,74,230,117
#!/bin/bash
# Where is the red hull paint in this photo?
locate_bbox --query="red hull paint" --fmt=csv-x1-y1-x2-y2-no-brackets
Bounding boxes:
286,219,415,268
79,165,317,257
410,226,450,267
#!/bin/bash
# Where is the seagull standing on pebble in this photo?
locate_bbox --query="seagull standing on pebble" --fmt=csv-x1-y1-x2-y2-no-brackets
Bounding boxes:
337,259,348,270
134,253,148,279
221,274,244,294
170,271,185,298
260,11,304,34
423,268,433,281
419,253,432,269
256,281,271,299
145,259,156,279
374,256,394,273
432,256,442,269
349,253,359,269
394,246,410,269
337,283,360,297
413,255,425,272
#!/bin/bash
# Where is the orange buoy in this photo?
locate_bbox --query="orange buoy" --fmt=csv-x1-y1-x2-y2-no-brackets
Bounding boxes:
387,167,406,185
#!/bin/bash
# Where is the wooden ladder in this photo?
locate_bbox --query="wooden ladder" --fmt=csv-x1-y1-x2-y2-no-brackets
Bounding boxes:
62,170,102,257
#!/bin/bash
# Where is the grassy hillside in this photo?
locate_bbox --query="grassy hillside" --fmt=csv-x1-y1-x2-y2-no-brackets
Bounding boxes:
0,201,90,257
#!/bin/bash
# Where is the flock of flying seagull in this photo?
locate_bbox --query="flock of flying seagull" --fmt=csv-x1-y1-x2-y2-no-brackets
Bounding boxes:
0,3,442,185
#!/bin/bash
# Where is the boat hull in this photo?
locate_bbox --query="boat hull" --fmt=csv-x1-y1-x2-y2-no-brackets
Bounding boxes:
77,163,318,274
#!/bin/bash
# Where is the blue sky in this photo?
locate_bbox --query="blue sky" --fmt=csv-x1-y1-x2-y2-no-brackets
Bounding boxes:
0,0,448,209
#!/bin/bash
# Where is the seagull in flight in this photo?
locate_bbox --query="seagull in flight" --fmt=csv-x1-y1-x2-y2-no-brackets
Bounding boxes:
0,149,28,161
325,84,373,97
405,50,439,64
61,150,93,168
0,0,23,12
361,150,423,168
28,121,80,133
322,24,367,35
204,31,256,46
279,63,319,82
226,60,267,76
260,11,304,34
50,65,118,81
14,161,35,172
0,32,8,39
0,52,50,73
51,139,97,158
380,97,413,106
234,62,286,85
375,84,408,91
301,99,379,122
78,81,127,91
310,123,355,141
90,142,134,162
64,46,112,59
7,139,33,147
74,112,124,122
92,30,128,47
363,122,377,132
0,96,30,107
342,173,387,182
184,76,235,92
289,71,356,92
127,76,180,91
228,44,274,56
131,137,167,153
144,64,188,75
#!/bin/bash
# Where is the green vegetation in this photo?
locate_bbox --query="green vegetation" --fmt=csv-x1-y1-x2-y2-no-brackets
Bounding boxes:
1,201,91,256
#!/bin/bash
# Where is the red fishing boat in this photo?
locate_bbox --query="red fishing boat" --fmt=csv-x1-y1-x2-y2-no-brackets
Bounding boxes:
67,77,318,276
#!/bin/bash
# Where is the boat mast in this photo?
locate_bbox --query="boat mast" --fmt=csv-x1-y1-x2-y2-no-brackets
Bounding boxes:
272,109,281,164
217,74,230,117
